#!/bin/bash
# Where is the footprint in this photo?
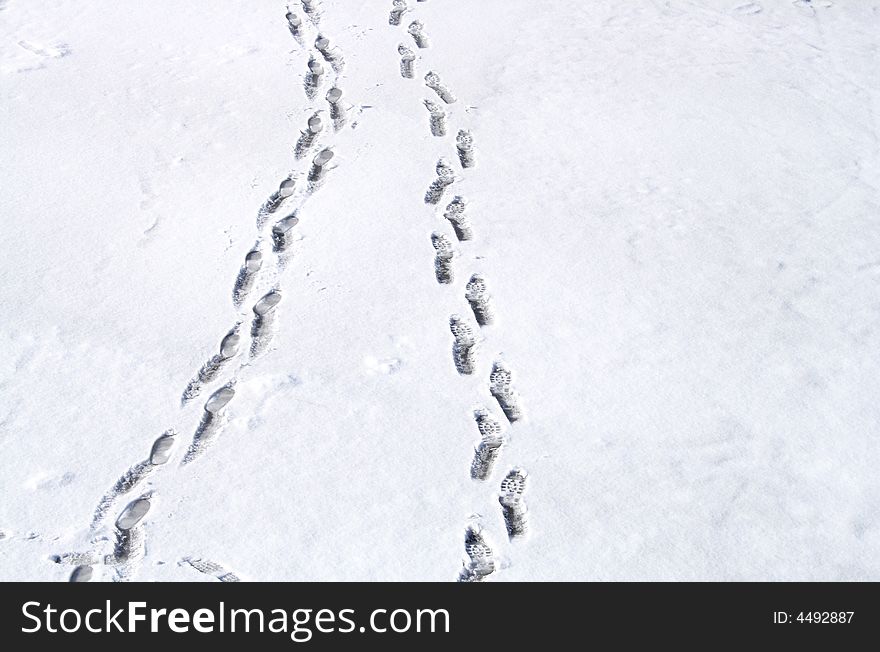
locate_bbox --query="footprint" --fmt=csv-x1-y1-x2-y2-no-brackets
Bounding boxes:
304,56,324,100
499,467,529,538
489,361,523,423
444,196,473,241
457,524,496,582
470,409,505,481
456,130,476,168
301,0,322,25
326,87,347,131
398,44,416,78
181,557,241,582
182,326,242,404
182,385,236,464
286,11,304,43
233,247,263,308
424,159,456,205
465,274,495,326
250,290,283,359
450,315,478,375
423,99,447,137
295,112,323,160
90,430,176,529
431,232,455,284
115,496,151,531
69,565,94,582
315,35,344,73
308,148,335,181
408,20,429,48
307,149,335,193
258,178,297,229
390,0,410,26
91,463,153,529
272,213,300,254
425,71,456,104
56,495,152,581
107,498,149,582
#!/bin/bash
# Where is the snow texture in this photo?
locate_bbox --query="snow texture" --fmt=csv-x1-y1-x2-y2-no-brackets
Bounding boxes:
1,0,879,582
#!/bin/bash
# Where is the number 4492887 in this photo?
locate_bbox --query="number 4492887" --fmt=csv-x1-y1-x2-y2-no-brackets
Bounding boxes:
797,612,854,624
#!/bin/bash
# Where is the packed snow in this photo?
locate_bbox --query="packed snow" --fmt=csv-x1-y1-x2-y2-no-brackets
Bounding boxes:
1,0,879,581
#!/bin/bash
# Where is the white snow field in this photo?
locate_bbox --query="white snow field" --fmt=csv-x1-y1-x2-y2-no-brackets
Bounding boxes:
1,0,879,581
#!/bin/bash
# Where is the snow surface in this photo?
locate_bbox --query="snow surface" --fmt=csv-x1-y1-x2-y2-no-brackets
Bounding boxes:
1,0,879,581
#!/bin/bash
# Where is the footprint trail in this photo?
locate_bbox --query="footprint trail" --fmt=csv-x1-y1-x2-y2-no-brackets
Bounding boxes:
385,2,533,581
52,4,357,581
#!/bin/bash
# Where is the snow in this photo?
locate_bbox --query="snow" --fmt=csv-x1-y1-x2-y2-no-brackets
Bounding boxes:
1,0,879,581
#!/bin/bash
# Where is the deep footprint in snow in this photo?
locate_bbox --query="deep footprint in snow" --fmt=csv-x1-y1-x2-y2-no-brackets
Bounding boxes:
315,34,344,73
294,112,323,160
90,430,177,529
307,148,335,192
286,11,305,43
301,0,322,24
431,232,455,284
499,467,529,538
258,177,297,229
57,496,152,581
389,0,408,26
326,87,347,131
250,290,283,359
233,248,264,308
470,409,505,481
182,384,236,464
425,71,456,104
304,56,324,100
465,274,495,326
456,130,476,168
272,213,300,254
424,158,456,205
181,326,242,404
408,20,429,48
457,524,496,582
444,196,473,241
264,177,297,215
106,496,151,582
450,314,478,375
273,214,300,270
423,99,447,137
181,557,241,582
398,44,416,78
489,361,523,423
69,565,94,582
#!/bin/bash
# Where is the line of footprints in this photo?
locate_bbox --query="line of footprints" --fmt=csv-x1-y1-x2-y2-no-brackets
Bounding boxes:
53,0,351,582
387,0,531,582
